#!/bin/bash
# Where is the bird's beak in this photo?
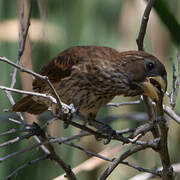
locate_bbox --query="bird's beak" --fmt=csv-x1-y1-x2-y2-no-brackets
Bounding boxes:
138,76,167,102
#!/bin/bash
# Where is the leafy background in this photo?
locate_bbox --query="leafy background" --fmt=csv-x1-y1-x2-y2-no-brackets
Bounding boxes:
0,0,180,179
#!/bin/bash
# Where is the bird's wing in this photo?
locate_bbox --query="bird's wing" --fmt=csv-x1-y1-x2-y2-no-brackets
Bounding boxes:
32,47,83,91
32,46,120,92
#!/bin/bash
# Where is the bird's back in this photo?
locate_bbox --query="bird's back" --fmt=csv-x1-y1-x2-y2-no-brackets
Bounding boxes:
13,46,122,116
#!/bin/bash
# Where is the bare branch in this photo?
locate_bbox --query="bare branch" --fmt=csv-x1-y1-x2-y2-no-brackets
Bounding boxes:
155,96,174,179
0,128,31,137
4,154,48,180
130,162,180,180
18,0,32,60
8,118,23,124
163,105,180,125
170,48,180,109
10,0,32,88
0,56,71,111
177,48,180,86
121,161,161,177
54,144,125,180
0,132,90,163
136,0,156,50
98,145,151,180
0,85,57,104
170,57,177,108
107,100,141,107
63,142,113,162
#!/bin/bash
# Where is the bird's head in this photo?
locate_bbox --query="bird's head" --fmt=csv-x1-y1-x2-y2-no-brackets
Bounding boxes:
119,51,167,102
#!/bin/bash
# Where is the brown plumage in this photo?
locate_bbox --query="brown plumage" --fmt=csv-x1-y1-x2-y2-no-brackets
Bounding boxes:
12,46,167,119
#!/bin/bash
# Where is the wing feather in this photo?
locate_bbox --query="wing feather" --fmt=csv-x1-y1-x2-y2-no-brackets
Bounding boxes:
32,46,120,91
32,47,80,91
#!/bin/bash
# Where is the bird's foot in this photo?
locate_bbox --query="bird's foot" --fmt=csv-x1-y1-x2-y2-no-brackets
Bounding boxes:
102,124,116,144
89,120,116,144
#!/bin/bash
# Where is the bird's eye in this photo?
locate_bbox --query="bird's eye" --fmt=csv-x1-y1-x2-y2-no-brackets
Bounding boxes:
146,62,154,70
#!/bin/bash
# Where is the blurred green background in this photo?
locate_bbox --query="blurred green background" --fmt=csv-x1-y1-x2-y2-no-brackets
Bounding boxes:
0,0,180,179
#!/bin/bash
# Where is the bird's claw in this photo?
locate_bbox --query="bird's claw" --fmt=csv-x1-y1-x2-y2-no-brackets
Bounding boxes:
92,121,116,144
101,124,116,144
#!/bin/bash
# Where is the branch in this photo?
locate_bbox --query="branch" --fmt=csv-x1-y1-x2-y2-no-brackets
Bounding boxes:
136,0,156,51
170,48,180,109
170,57,177,108
53,144,126,180
107,100,141,107
0,85,57,104
4,154,48,180
63,142,113,162
163,105,180,125
0,127,32,137
46,144,77,180
155,96,174,179
10,0,32,88
98,144,152,180
130,162,180,180
0,131,90,163
121,161,161,177
0,56,71,111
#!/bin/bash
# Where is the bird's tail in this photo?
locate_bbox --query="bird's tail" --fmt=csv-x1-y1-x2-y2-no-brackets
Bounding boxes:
12,95,48,115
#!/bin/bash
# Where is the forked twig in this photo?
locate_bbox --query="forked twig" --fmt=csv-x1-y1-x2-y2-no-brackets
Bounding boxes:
0,56,71,111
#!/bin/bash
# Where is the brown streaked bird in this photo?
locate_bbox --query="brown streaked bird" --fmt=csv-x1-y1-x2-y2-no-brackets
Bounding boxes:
12,46,167,121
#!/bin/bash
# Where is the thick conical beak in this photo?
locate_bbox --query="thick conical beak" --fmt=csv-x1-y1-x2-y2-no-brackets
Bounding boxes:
138,76,167,102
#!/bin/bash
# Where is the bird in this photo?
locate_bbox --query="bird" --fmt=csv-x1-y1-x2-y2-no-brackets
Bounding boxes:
12,46,167,126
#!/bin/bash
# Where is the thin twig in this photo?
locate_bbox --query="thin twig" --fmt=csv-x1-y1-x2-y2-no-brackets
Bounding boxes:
0,128,32,137
4,154,48,180
121,161,161,177
0,127,41,148
0,85,57,104
107,100,141,107
63,142,113,162
98,145,151,180
10,0,32,88
18,0,32,60
0,142,46,163
163,105,180,125
170,57,177,108
49,150,77,180
136,0,156,50
8,118,22,124
37,130,77,180
0,56,70,111
130,162,180,180
0,132,90,163
51,131,91,143
171,48,180,109
177,48,180,86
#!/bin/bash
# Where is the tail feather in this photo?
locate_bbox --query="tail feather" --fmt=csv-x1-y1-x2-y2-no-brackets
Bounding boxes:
12,95,48,115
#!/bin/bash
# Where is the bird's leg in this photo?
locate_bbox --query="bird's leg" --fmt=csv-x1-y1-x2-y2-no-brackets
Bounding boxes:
88,119,116,144
75,111,116,144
